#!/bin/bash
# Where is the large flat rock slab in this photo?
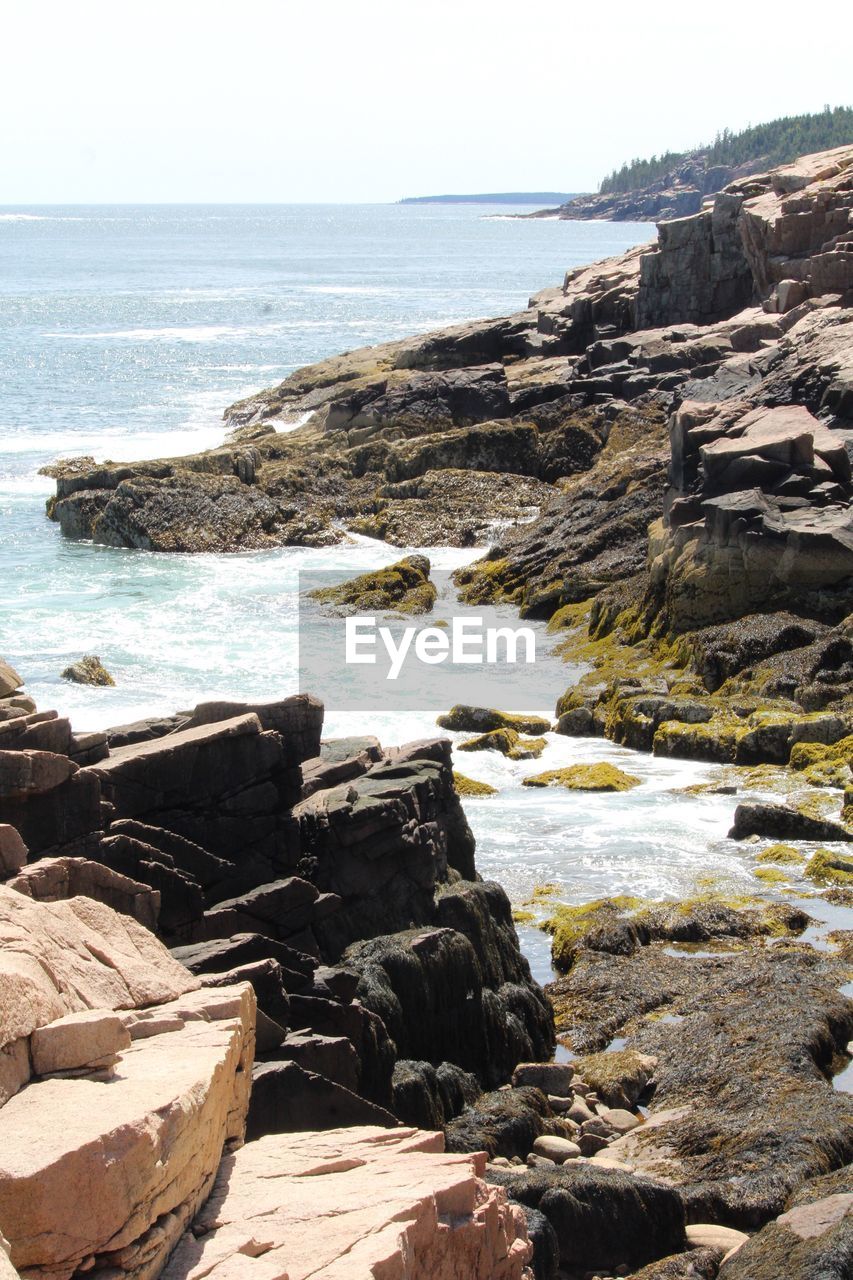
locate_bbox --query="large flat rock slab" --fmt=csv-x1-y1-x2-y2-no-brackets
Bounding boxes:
163,1125,533,1280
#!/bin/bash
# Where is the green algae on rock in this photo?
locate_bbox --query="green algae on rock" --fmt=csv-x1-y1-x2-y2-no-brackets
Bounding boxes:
805,848,853,886
573,1047,658,1109
544,892,809,974
522,762,641,791
452,771,498,798
60,655,115,687
437,705,551,735
456,728,546,759
542,896,645,972
757,844,806,865
754,866,792,885
308,554,437,616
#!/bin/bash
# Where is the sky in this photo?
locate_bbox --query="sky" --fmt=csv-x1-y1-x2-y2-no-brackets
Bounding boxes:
2,0,850,204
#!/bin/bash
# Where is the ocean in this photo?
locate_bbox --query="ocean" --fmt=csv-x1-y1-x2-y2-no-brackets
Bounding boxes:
1,201,815,978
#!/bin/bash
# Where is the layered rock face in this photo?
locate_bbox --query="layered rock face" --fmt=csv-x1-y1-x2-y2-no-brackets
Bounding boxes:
0,686,554,1149
0,885,255,1280
0,887,538,1280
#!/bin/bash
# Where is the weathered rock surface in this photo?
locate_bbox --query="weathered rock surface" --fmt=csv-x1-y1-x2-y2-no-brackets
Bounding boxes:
309,553,437,616
0,984,256,1280
0,883,257,1280
486,1164,685,1274
718,1189,852,1279
0,680,554,1180
547,910,853,1225
60,654,115,686
164,1126,533,1280
0,884,198,1051
7,857,160,930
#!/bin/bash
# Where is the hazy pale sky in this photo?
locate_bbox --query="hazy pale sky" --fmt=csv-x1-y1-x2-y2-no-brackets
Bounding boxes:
2,0,849,203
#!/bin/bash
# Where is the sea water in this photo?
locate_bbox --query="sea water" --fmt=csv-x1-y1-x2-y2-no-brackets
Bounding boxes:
0,203,830,981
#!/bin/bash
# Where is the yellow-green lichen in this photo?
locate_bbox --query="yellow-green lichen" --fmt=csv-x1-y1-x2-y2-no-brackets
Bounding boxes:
452,771,498,797
542,896,644,971
309,554,436,615
522,762,641,792
805,848,853,887
753,866,791,885
457,728,546,760
511,908,536,925
438,706,551,735
757,844,805,866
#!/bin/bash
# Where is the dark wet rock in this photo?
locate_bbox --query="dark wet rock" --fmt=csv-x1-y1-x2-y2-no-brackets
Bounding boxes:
718,1190,853,1279
96,831,206,938
87,712,303,870
245,1059,397,1140
0,710,73,756
454,404,670,616
108,819,235,899
729,801,853,842
346,884,554,1088
104,712,192,748
171,932,315,991
293,740,477,953
324,363,511,433
519,1205,560,1280
200,875,331,943
627,1247,723,1279
286,993,396,1108
485,1164,686,1273
445,1087,553,1160
202,957,291,1029
787,1164,853,1208
264,1031,360,1093
688,613,832,693
52,469,289,553
300,740,381,800
0,749,102,857
391,1058,481,1129
548,933,853,1226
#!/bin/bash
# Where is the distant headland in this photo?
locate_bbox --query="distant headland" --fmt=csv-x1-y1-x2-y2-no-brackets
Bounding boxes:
398,191,580,205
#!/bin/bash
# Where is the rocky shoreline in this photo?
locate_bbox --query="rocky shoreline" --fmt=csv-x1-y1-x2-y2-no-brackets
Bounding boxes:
2,142,852,1276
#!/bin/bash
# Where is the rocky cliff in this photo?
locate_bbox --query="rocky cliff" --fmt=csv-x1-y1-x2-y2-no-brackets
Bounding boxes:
17,142,853,1277
0,886,534,1280
526,156,763,223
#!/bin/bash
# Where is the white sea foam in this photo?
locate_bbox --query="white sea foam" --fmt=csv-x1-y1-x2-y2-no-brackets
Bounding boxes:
0,212,85,222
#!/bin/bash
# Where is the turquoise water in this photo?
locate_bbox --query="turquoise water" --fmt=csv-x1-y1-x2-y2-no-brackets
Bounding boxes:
4,203,847,943
0,201,651,719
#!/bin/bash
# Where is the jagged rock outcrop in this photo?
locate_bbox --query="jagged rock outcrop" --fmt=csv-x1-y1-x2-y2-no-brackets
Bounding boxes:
0,886,539,1280
528,156,763,224
7,855,160,929
0,682,554,1143
34,141,853,722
